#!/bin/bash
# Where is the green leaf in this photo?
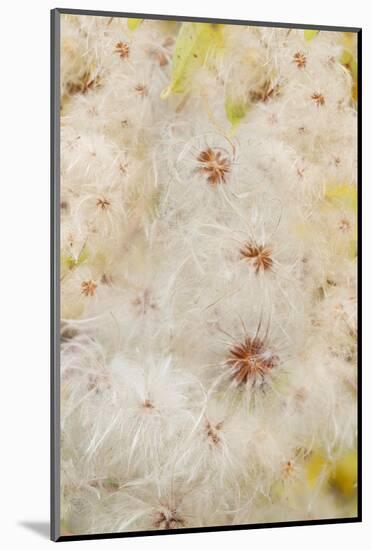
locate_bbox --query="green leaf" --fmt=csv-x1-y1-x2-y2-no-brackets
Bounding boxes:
161,22,225,98
128,18,143,31
325,182,357,212
329,451,357,497
306,452,328,488
340,33,358,103
304,29,319,42
61,244,89,271
349,239,357,258
225,95,250,129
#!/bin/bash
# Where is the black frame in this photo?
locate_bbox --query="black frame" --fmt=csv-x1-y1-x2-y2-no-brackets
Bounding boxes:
51,7,362,542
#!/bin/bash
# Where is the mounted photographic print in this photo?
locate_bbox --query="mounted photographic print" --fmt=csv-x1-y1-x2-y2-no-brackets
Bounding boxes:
51,8,361,541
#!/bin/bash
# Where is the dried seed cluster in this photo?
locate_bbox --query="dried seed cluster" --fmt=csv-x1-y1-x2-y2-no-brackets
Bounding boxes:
226,336,278,386
293,51,307,69
196,147,231,185
115,41,130,59
240,243,273,273
81,279,97,297
153,508,185,529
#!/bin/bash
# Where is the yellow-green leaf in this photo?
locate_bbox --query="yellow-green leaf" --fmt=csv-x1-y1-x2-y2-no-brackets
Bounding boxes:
341,51,357,79
306,452,328,488
325,182,357,212
349,238,357,259
128,18,143,31
161,22,225,99
341,33,358,103
225,96,250,129
61,245,89,271
304,29,319,42
306,450,357,496
329,451,357,496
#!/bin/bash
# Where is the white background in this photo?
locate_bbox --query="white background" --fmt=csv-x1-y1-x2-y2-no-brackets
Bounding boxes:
0,0,368,548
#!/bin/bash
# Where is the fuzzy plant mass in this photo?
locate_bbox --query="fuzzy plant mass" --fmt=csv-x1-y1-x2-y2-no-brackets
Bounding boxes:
59,13,358,536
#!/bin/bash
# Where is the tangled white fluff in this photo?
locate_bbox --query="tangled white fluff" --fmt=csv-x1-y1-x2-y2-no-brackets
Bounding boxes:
59,14,358,536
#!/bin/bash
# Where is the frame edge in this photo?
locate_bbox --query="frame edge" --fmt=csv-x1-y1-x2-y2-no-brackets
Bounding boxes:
51,7,61,543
